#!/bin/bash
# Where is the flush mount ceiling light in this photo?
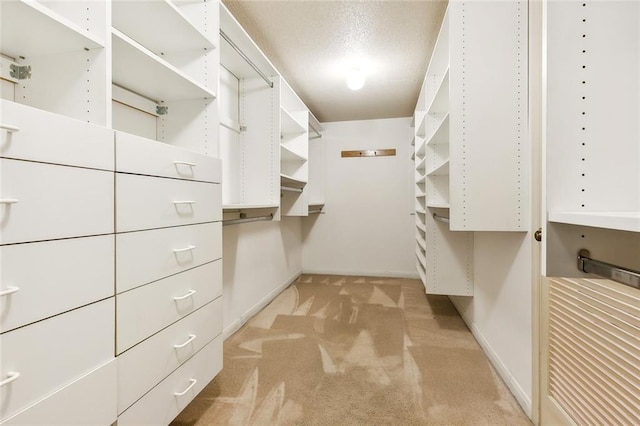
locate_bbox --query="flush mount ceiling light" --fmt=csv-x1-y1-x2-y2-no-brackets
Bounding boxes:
347,68,365,91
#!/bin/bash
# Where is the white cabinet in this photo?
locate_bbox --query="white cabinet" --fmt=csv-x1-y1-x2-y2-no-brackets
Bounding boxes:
0,299,115,422
0,235,114,333
413,1,528,295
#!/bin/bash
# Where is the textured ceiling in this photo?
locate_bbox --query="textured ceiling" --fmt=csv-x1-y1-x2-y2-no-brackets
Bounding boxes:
222,0,448,123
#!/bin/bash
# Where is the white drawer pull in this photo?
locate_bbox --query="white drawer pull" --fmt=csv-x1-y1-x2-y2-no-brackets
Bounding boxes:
173,245,196,254
173,161,196,167
173,289,196,301
0,124,20,133
174,378,197,397
0,371,20,387
0,286,19,297
0,199,19,204
173,334,197,349
173,200,196,205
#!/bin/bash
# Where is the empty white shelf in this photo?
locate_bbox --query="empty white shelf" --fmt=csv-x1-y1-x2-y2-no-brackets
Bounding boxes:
426,159,450,176
416,114,427,138
112,0,215,54
1,0,104,58
280,107,306,135
548,211,640,233
416,235,427,251
280,144,307,162
280,174,307,189
426,68,449,115
223,204,279,210
426,202,450,209
426,113,450,146
112,28,216,102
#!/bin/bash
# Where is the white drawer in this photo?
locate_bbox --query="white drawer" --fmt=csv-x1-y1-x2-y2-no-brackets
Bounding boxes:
117,298,222,414
0,298,115,421
116,222,221,294
1,360,117,426
0,235,114,333
0,159,114,245
0,100,114,171
116,260,222,354
117,336,222,426
115,131,221,183
115,173,221,233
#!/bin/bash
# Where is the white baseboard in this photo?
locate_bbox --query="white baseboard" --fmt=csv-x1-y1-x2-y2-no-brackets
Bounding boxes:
222,270,302,340
301,268,420,279
449,297,533,419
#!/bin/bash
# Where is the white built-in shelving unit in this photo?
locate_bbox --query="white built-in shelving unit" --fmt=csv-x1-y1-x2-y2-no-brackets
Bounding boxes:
413,1,528,296
544,0,640,278
306,112,325,215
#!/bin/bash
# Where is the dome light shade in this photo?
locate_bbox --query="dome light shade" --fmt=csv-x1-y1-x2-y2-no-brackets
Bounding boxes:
347,69,365,90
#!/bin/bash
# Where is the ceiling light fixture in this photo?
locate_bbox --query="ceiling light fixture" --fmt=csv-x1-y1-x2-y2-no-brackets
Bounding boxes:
347,68,365,91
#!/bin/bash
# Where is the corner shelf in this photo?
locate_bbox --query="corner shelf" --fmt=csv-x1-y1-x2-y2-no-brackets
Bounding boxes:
112,28,216,102
1,1,104,58
426,159,450,176
280,144,307,162
548,211,640,233
426,202,451,209
223,204,279,210
426,68,450,115
426,114,450,147
112,0,215,54
280,106,306,135
280,173,307,189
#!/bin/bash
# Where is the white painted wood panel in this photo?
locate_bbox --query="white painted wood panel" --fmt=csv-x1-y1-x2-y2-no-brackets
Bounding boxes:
0,100,113,170
1,360,117,426
115,173,221,233
116,222,221,293
0,159,114,244
116,260,222,354
115,131,221,182
0,235,114,333
0,299,114,421
117,336,222,426
117,298,222,414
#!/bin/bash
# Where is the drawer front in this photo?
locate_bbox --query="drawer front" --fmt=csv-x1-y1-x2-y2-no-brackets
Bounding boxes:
115,131,222,183
0,159,114,245
0,235,114,333
1,360,117,426
0,100,114,170
116,260,222,354
118,336,223,426
0,298,115,421
115,173,221,233
116,222,221,294
117,298,222,414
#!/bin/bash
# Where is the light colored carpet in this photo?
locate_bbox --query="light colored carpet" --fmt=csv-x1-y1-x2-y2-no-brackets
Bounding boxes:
171,274,531,425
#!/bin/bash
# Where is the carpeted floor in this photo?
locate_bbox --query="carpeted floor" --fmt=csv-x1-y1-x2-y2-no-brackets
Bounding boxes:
171,274,531,425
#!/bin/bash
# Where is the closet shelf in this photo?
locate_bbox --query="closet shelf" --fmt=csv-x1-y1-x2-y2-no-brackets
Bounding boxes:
426,68,450,115
223,204,279,210
280,144,307,162
426,201,450,209
426,158,450,176
416,221,427,232
416,235,427,251
416,156,427,172
426,113,450,147
280,107,306,135
1,0,104,58
112,0,215,55
416,113,427,138
548,211,640,233
415,252,427,272
280,174,307,189
112,28,216,102
416,208,427,215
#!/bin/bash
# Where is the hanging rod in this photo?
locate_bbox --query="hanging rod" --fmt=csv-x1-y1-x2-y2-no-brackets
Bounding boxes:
577,249,640,290
223,214,273,227
220,29,273,88
432,213,450,224
281,186,303,193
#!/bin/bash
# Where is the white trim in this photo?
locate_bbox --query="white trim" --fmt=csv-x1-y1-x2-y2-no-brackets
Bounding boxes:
449,297,533,419
222,270,302,340
301,269,420,280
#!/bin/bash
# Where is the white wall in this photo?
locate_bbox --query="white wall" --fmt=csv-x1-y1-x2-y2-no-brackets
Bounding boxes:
302,117,416,278
222,217,302,337
449,234,533,416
